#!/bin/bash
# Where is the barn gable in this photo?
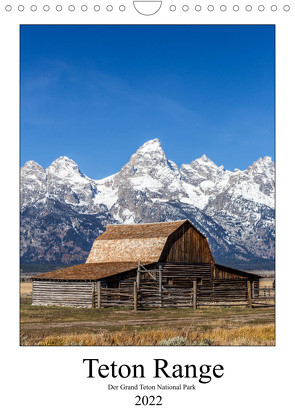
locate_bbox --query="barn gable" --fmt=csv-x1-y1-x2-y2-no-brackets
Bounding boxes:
159,220,215,264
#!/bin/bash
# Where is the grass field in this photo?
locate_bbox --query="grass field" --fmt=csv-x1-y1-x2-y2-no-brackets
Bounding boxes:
20,282,33,295
20,283,275,346
259,278,275,288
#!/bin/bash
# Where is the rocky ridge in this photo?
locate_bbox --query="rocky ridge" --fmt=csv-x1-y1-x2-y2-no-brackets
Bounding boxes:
20,139,275,269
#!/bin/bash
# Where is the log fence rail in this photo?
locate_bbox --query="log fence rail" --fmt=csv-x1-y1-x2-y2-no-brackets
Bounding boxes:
97,280,275,310
32,280,274,309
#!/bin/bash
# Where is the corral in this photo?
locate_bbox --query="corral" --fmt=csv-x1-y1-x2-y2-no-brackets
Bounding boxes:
31,220,273,309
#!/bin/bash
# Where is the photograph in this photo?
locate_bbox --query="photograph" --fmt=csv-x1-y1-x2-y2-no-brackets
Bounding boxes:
20,24,275,346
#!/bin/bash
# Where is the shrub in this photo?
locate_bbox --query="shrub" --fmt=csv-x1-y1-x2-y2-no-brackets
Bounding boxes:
199,338,213,346
158,336,193,346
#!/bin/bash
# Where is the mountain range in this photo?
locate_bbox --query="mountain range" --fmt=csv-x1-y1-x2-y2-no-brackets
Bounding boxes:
20,139,275,269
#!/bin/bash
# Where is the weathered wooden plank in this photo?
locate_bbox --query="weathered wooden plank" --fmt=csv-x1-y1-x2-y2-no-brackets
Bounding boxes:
134,281,138,311
193,280,197,310
247,280,252,309
96,281,101,309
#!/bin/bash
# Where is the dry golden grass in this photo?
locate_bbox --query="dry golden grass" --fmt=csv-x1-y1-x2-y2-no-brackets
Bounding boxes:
20,282,32,295
26,323,274,346
259,278,274,288
197,324,274,346
20,293,275,346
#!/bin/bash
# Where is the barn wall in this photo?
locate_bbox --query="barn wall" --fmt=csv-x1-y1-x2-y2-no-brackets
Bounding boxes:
108,270,137,287
159,222,215,264
120,263,212,289
213,266,260,281
214,267,246,280
32,271,137,307
32,263,261,308
32,280,96,308
198,278,248,303
162,263,212,286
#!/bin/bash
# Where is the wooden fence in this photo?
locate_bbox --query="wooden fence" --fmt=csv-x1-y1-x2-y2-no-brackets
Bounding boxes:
32,280,275,309
139,286,193,308
99,281,275,310
252,287,275,307
100,287,134,308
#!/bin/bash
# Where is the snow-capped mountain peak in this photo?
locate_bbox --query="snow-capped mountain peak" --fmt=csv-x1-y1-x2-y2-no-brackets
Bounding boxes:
114,139,182,198
20,138,275,268
199,154,214,163
22,160,44,171
128,138,168,167
136,138,162,152
46,156,83,179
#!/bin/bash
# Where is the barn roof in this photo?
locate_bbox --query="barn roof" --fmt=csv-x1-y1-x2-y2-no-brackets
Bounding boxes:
30,221,261,282
31,262,153,281
86,220,198,264
31,220,208,281
215,263,262,279
99,220,188,239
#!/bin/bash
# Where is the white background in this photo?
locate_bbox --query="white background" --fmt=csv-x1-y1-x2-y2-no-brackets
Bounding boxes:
0,3,294,412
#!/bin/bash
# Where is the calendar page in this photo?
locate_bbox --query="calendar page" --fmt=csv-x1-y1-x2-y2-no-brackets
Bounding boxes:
1,2,293,413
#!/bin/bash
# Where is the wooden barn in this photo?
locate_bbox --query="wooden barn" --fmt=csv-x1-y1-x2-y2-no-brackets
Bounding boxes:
31,220,261,308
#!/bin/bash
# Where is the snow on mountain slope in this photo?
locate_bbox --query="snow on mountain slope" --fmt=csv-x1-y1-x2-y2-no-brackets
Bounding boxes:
180,154,274,210
21,161,47,206
20,138,275,267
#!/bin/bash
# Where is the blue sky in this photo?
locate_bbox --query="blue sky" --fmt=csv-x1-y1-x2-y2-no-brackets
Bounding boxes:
21,25,275,179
